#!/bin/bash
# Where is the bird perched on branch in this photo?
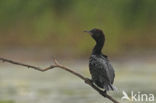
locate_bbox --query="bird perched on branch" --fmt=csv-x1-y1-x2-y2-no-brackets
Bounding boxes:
84,28,116,91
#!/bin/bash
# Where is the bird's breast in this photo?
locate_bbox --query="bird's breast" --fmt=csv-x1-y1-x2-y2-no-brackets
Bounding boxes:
89,55,107,65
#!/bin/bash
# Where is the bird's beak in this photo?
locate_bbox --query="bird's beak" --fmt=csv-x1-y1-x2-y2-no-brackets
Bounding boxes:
84,30,92,35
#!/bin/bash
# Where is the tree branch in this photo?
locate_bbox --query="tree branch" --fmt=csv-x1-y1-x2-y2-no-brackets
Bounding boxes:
0,57,119,103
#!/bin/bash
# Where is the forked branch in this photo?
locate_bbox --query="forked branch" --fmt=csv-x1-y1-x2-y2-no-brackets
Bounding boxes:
0,57,119,103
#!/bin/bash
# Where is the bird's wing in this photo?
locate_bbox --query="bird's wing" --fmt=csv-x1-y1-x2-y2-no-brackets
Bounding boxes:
89,55,110,83
101,54,115,84
106,61,115,84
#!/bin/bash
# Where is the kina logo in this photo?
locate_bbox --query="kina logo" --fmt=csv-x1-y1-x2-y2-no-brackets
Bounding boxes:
121,90,155,102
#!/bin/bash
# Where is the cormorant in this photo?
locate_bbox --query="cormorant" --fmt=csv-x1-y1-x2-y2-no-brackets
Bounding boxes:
85,28,116,91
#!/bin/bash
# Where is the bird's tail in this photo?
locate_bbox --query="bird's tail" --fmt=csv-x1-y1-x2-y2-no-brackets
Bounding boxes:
103,83,117,91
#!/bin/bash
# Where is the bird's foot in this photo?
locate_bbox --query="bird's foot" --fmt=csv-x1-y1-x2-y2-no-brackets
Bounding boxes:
103,90,107,94
99,90,107,97
84,78,93,84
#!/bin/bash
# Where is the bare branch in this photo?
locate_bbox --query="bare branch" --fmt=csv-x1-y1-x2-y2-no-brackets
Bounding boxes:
0,57,119,103
0,57,43,71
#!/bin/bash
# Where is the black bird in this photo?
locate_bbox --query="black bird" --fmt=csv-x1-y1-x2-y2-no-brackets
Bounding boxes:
85,28,116,91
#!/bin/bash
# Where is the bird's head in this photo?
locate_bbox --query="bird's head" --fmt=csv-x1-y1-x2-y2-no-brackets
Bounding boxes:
84,28,105,42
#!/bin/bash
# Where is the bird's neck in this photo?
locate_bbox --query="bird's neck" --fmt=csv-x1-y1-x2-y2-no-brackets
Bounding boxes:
92,38,104,55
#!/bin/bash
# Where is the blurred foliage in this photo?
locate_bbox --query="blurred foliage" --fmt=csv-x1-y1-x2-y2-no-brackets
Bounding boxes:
0,0,156,56
0,101,14,103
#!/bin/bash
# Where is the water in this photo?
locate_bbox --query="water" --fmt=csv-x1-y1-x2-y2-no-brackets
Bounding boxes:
0,60,156,103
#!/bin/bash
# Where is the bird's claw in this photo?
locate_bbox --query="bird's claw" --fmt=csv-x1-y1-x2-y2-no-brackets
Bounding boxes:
85,78,92,84
99,90,107,97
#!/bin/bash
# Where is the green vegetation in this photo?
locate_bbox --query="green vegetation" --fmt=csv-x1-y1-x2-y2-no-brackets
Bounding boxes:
0,0,155,56
0,101,14,103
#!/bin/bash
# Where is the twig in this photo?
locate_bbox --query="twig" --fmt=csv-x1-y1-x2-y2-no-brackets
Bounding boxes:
0,57,119,103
